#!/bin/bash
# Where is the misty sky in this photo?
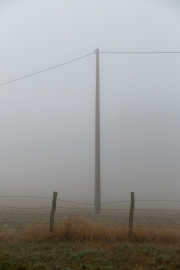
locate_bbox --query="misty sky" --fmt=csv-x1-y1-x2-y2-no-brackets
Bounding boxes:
0,0,180,202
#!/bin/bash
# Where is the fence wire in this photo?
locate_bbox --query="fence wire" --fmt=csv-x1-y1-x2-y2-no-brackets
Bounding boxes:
0,195,180,231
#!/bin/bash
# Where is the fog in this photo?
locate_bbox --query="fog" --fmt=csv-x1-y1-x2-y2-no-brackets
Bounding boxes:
0,0,180,203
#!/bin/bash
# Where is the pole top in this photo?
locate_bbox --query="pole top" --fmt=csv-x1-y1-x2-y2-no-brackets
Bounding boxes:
94,48,99,53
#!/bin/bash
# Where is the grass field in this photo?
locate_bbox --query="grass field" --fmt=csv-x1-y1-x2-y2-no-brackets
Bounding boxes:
0,200,180,231
0,216,180,270
0,198,180,269
1,240,180,270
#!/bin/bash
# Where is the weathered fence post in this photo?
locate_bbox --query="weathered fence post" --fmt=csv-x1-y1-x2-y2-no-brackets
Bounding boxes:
128,192,135,237
50,191,58,232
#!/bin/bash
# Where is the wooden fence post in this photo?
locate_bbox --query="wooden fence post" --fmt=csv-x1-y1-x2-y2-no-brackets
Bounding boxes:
128,192,135,237
50,191,58,232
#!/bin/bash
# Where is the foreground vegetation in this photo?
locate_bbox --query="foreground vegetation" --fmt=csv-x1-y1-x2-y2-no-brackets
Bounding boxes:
0,216,180,269
1,241,180,270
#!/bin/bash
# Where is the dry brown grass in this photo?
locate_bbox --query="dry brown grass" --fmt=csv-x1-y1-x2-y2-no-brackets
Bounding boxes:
53,215,128,241
22,215,180,244
1,215,180,244
0,229,18,242
132,226,180,244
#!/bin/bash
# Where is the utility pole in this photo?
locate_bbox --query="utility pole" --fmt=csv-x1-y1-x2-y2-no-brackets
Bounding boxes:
95,48,101,213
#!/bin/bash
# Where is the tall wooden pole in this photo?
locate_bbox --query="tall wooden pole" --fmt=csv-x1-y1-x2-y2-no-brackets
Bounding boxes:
95,48,101,213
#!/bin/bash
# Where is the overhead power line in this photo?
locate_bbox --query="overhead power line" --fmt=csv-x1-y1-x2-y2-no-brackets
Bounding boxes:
0,52,94,87
1,51,180,87
100,51,180,54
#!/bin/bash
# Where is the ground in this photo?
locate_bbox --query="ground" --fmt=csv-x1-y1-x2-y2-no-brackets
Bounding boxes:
0,240,180,270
